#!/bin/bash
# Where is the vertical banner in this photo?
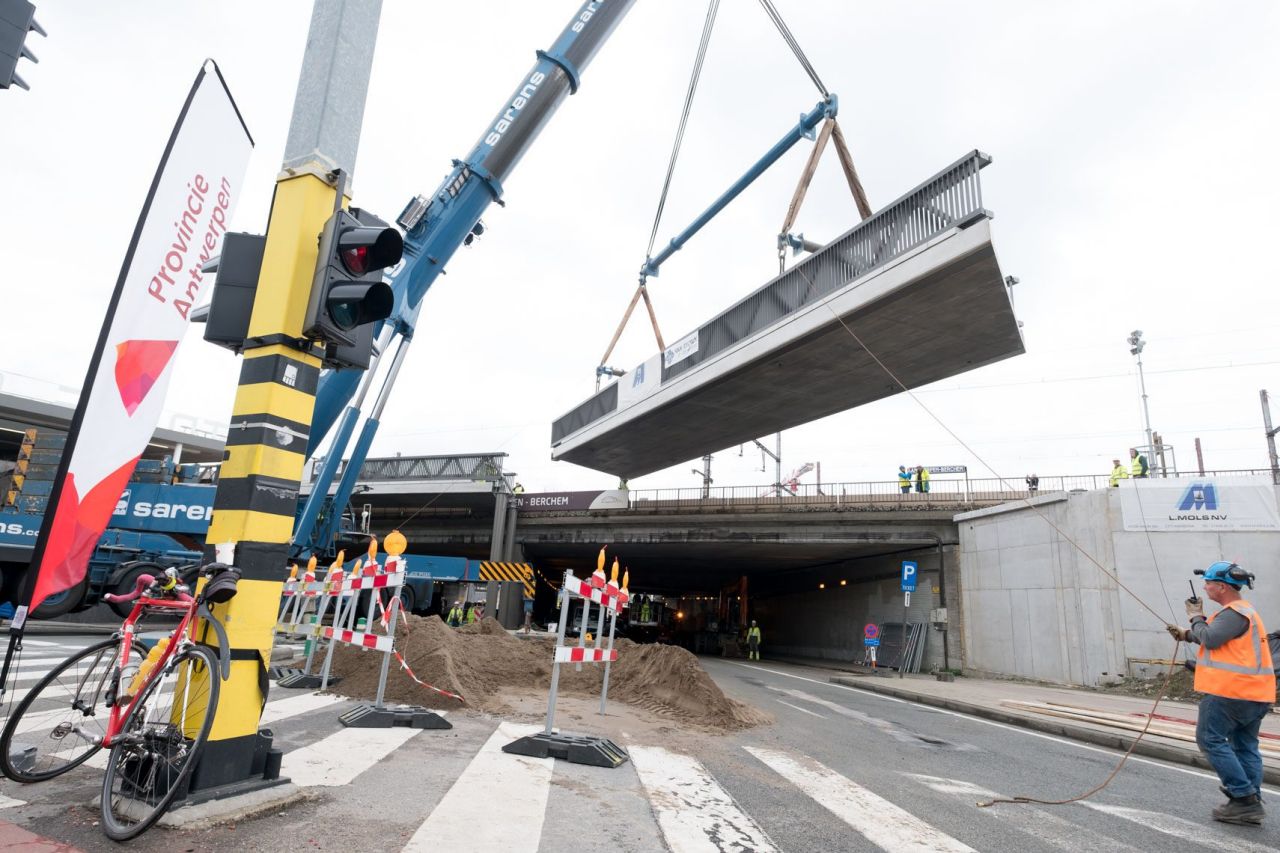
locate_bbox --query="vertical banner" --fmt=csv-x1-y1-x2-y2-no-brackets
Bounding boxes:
19,62,253,617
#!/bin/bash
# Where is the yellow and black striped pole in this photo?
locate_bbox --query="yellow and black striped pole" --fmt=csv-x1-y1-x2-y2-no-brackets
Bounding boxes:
189,173,337,791
187,0,387,793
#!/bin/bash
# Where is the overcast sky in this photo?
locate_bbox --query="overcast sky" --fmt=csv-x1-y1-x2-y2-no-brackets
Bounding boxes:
3,0,1279,497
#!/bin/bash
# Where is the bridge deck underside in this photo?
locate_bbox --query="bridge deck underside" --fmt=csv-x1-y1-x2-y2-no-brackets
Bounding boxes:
520,539,926,596
553,222,1021,478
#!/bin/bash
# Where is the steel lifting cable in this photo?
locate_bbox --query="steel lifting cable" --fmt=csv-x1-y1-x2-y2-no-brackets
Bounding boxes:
598,0,719,381
757,0,829,99
644,0,721,263
782,260,1194,807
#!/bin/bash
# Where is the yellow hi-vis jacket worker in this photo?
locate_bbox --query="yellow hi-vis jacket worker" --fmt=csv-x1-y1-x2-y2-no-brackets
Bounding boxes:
1109,460,1129,488
1130,448,1149,478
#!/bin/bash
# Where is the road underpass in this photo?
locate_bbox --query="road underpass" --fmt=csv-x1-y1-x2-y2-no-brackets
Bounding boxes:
351,477,970,670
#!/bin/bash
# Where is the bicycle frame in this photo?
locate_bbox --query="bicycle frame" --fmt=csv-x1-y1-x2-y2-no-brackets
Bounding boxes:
102,595,200,747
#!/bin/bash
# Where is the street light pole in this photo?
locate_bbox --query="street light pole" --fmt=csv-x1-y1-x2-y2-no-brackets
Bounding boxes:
1127,330,1156,474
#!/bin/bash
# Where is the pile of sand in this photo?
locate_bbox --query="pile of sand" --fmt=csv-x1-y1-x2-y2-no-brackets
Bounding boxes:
322,615,766,732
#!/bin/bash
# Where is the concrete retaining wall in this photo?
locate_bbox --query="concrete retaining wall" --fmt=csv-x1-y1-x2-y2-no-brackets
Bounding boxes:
956,486,1280,686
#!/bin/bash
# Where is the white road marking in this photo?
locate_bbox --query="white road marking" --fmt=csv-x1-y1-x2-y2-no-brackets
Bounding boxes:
11,705,96,736
630,745,780,853
726,661,1280,794
54,689,335,771
1083,802,1277,853
402,723,550,853
16,639,57,647
259,691,345,725
0,793,25,809
746,746,976,852
908,774,1142,853
281,723,426,787
6,656,70,669
776,698,827,719
9,683,64,703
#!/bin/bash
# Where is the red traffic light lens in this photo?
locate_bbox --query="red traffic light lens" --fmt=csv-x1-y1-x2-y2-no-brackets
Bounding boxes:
337,226,403,277
342,245,369,276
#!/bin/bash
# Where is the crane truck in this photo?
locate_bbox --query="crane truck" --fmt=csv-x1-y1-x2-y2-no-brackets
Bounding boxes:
4,0,840,620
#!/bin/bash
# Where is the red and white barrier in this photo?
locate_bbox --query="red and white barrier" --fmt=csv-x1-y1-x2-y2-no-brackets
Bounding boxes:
555,647,618,663
537,555,631,738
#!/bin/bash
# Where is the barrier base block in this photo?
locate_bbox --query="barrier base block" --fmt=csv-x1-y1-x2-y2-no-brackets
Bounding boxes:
501,731,629,768
339,703,452,729
273,669,338,689
176,772,291,808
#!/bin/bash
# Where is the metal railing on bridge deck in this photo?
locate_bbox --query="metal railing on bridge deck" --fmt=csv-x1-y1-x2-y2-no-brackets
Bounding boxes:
624,469,1272,514
324,453,509,484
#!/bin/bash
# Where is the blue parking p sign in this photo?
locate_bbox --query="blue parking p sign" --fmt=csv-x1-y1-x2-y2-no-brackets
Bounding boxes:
901,561,918,593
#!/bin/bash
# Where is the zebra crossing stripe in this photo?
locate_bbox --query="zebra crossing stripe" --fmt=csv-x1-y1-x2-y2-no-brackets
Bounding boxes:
745,746,976,853
630,745,779,853
1082,802,1278,853
402,723,550,853
281,723,426,787
57,689,340,771
907,774,1142,853
259,690,345,725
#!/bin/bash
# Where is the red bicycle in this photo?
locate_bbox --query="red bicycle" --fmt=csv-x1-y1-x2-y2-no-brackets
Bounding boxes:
0,563,237,840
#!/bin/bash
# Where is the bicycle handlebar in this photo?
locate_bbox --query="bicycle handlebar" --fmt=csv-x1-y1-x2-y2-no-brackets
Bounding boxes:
103,574,194,604
102,573,232,681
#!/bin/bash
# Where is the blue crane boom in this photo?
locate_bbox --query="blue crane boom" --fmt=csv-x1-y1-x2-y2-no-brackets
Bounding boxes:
639,96,837,281
296,0,640,554
296,0,842,557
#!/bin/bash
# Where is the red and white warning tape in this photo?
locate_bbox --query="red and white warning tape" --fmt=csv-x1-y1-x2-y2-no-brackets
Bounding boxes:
392,650,465,702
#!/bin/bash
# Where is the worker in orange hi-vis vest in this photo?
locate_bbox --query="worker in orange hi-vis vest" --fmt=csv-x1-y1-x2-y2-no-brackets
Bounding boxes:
1167,562,1275,826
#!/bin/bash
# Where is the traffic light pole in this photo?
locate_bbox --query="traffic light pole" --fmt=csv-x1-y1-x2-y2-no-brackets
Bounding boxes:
189,0,385,796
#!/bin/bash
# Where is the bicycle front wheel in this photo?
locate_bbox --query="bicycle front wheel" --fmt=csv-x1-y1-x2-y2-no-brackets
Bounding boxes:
0,637,144,783
100,644,220,841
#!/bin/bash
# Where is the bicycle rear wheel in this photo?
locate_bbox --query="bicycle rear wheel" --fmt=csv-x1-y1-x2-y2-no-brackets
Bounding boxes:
100,644,220,841
0,637,144,783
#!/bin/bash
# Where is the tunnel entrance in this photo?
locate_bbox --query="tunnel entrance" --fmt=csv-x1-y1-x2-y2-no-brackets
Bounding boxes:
521,538,954,672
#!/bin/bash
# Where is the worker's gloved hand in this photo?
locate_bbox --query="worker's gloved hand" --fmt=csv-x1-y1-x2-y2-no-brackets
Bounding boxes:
1185,598,1205,619
1165,624,1186,642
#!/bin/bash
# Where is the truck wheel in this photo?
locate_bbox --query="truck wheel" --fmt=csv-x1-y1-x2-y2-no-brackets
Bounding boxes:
399,585,417,615
31,575,89,620
106,562,164,619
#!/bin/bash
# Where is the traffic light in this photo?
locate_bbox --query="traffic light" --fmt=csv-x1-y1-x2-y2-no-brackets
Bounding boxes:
0,0,44,91
303,207,400,349
194,232,266,353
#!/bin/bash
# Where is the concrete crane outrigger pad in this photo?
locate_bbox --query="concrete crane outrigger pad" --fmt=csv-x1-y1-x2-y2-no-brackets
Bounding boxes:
551,151,1022,479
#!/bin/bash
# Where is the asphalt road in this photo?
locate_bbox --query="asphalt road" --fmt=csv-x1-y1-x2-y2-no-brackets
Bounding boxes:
3,640,1279,852
694,658,1280,852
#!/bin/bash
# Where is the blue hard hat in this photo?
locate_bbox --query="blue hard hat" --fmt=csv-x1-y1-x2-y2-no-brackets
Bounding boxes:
1196,561,1253,589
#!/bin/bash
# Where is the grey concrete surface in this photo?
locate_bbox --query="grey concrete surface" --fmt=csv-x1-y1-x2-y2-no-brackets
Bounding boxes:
957,486,1280,686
